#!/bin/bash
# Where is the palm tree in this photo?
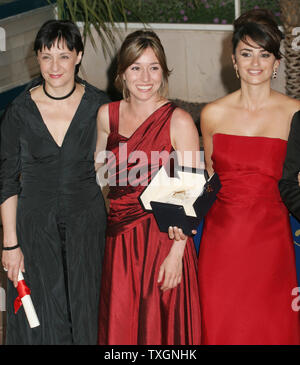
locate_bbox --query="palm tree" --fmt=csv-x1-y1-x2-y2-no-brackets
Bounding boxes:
280,0,300,99
50,0,129,58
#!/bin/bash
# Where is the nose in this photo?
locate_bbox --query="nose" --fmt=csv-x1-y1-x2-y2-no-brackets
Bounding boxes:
251,54,260,67
141,68,150,82
51,57,59,72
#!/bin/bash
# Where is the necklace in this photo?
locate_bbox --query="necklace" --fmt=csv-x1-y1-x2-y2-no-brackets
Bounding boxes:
43,81,76,100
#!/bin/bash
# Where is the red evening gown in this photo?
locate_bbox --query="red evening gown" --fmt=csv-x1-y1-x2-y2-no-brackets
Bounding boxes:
198,133,300,345
98,101,201,345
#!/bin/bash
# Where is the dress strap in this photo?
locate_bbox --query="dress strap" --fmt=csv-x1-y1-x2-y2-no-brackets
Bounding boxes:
108,101,121,134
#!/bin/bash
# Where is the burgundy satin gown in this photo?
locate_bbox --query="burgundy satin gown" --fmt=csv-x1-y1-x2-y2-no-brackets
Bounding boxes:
198,133,300,345
98,101,201,345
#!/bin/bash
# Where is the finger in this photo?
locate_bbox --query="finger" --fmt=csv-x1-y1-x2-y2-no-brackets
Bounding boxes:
160,274,169,291
162,273,174,291
12,266,19,288
20,258,25,273
7,267,14,282
174,227,186,241
168,226,175,240
169,277,177,290
163,277,172,291
173,274,181,288
2,259,8,272
175,275,182,288
173,227,181,241
178,228,186,240
157,265,164,283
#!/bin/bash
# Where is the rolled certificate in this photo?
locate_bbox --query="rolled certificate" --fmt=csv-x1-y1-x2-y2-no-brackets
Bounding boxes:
14,271,40,328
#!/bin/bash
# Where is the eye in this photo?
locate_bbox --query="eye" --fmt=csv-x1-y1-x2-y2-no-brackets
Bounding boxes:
41,55,50,60
61,55,70,59
151,66,160,71
131,66,140,71
261,53,271,58
241,52,251,57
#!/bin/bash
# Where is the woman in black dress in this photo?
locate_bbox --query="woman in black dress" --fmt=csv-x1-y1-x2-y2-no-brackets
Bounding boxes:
0,20,109,344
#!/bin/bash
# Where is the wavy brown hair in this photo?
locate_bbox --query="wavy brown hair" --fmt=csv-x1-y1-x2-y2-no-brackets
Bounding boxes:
115,30,171,100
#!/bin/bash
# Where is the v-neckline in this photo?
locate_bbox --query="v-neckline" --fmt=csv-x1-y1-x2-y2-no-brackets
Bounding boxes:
28,86,86,149
116,100,172,140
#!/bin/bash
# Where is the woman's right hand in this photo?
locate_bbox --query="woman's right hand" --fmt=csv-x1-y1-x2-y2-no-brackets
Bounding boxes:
168,226,197,241
2,247,25,287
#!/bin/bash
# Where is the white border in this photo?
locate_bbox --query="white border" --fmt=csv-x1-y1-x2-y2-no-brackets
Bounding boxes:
76,21,234,32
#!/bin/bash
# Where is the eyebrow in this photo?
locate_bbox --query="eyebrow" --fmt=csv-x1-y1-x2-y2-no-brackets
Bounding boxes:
40,50,72,55
240,48,267,52
132,61,160,64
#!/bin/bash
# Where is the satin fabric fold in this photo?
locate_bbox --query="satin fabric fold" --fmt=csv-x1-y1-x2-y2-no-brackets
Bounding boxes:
98,101,201,345
198,133,300,345
1,79,109,344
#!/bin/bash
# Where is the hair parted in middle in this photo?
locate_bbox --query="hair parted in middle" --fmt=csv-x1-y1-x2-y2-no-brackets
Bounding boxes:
115,30,172,100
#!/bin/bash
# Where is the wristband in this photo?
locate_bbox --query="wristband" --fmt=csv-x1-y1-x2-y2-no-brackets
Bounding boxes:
2,244,20,251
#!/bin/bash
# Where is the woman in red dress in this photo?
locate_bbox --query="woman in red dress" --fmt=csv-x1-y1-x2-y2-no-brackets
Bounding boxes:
96,30,201,345
197,9,300,344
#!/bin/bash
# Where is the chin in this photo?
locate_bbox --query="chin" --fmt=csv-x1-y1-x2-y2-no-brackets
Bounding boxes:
244,77,271,86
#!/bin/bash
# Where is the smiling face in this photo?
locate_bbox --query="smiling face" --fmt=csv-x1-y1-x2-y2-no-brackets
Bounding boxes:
37,39,82,91
122,47,163,103
232,37,280,85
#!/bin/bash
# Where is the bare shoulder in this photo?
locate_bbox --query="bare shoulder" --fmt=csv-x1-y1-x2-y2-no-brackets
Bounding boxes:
272,90,300,116
170,107,200,151
97,102,110,134
171,107,195,128
200,92,238,133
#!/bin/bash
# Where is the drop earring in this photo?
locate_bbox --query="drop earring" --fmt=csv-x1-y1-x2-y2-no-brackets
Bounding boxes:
235,66,240,79
273,69,278,79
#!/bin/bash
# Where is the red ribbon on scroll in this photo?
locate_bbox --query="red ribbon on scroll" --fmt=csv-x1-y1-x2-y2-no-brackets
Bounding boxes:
14,280,31,314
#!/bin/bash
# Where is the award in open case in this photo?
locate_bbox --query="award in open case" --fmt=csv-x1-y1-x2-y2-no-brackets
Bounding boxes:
139,164,221,236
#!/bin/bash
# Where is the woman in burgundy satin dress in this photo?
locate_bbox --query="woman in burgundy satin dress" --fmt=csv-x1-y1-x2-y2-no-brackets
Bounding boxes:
197,9,300,344
96,30,201,345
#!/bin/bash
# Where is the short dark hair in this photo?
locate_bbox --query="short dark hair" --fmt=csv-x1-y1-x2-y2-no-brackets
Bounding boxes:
34,20,84,74
232,9,284,59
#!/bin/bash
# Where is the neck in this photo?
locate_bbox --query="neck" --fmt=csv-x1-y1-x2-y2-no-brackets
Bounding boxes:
127,95,166,117
43,80,76,100
239,81,272,111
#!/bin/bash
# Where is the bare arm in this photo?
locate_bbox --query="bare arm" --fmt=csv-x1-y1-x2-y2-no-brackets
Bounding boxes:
0,105,24,287
94,103,110,172
168,104,216,242
1,196,24,287
170,108,201,168
200,104,215,177
158,108,200,292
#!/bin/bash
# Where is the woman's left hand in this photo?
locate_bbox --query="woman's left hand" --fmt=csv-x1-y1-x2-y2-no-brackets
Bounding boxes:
157,240,186,292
